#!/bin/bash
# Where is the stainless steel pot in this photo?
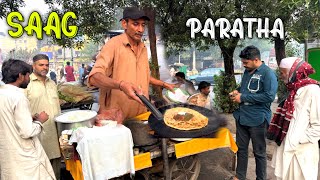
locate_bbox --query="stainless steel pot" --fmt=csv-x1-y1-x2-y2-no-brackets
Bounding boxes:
123,120,159,147
55,110,97,135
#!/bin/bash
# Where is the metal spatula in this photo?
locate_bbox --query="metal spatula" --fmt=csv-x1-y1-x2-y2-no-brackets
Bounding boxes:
135,93,164,121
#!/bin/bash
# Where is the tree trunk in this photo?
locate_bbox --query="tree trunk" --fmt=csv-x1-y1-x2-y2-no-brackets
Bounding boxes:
304,38,308,60
217,38,239,76
217,38,239,97
274,36,286,65
144,7,162,98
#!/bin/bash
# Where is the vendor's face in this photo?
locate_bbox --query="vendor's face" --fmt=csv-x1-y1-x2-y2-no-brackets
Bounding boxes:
122,18,146,43
201,86,210,96
241,58,258,72
279,67,290,84
33,59,49,77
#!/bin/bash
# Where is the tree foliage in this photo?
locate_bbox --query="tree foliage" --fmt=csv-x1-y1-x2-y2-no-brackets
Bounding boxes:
213,71,239,113
0,0,25,19
282,0,320,43
79,40,99,59
2,0,318,98
155,0,283,74
262,0,320,64
43,0,124,47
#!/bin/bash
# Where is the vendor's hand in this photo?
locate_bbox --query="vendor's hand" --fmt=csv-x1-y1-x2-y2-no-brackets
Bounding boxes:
36,111,49,124
96,108,124,125
163,82,176,93
119,81,143,105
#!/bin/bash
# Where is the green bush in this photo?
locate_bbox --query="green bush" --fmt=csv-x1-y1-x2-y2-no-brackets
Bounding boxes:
213,71,239,113
213,69,287,112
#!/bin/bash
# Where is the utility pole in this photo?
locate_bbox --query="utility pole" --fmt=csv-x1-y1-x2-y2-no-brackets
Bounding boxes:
192,44,198,74
71,47,74,66
63,48,66,61
305,38,308,61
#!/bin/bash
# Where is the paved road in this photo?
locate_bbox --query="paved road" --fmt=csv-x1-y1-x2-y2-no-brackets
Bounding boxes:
196,102,320,180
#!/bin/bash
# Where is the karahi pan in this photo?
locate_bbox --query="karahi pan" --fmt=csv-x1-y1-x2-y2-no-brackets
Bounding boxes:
147,103,226,138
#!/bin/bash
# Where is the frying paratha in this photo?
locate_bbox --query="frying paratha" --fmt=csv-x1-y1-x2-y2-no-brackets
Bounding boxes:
163,107,208,130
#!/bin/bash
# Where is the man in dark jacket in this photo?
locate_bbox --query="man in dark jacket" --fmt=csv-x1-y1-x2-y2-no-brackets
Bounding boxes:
229,46,278,180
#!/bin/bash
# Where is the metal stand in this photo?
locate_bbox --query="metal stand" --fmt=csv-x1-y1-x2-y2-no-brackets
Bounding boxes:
161,138,170,180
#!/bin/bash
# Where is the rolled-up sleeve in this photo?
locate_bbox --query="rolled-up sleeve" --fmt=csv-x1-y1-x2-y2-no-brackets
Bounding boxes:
14,96,42,139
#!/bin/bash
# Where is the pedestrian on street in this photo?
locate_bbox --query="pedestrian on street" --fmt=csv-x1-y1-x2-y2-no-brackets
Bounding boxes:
229,45,278,180
65,61,75,82
78,63,85,82
267,57,320,180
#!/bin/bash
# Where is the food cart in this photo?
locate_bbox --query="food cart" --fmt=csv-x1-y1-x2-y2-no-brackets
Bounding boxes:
56,85,238,180
57,111,237,180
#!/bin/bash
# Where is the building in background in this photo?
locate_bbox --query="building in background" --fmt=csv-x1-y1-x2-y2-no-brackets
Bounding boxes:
0,34,38,55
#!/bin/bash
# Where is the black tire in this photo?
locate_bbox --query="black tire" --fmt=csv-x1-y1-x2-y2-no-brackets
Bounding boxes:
168,155,201,180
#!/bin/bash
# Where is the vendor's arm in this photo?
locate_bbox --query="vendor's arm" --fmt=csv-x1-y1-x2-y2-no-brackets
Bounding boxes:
149,76,175,92
239,70,278,104
299,86,320,144
89,73,143,105
88,42,143,104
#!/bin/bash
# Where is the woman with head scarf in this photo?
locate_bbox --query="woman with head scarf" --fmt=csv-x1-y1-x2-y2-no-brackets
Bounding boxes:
267,57,320,180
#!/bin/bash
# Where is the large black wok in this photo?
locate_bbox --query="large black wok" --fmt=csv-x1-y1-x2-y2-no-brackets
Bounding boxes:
136,94,226,138
148,103,226,138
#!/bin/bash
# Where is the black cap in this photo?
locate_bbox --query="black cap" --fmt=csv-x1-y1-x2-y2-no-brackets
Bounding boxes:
120,7,150,21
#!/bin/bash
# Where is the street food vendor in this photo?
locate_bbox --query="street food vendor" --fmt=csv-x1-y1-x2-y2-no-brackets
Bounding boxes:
88,7,175,123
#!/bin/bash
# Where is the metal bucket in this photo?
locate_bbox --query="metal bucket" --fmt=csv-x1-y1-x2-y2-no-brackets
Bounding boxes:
55,110,97,135
123,120,159,147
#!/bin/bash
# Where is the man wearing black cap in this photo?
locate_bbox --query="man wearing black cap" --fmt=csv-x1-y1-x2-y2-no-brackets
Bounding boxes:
88,7,175,123
229,45,278,180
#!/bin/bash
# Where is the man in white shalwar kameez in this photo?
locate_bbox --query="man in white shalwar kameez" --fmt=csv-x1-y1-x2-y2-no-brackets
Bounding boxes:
267,57,320,180
0,59,55,180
